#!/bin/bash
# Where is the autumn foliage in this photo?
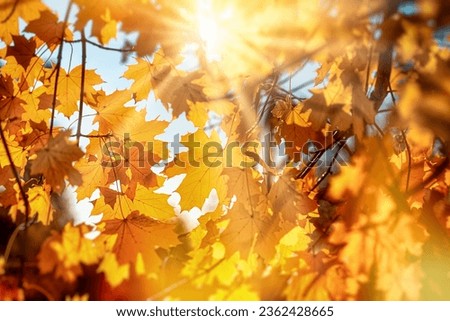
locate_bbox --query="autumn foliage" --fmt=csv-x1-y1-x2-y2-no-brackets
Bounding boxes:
0,0,449,300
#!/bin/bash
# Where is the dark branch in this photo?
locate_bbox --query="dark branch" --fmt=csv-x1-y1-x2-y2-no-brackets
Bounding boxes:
65,38,134,52
76,30,87,146
49,0,74,136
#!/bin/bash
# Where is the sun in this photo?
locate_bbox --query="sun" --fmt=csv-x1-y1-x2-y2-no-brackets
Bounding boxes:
195,0,233,61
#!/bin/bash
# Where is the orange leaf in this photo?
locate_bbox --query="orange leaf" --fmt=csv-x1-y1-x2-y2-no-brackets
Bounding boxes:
24,9,73,50
6,35,36,70
0,76,25,120
0,0,45,44
52,66,103,117
220,195,280,260
268,168,317,222
166,130,227,210
103,211,179,274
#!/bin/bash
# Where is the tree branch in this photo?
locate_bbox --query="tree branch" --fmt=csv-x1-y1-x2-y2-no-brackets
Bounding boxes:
65,38,134,52
49,0,74,136
76,30,87,146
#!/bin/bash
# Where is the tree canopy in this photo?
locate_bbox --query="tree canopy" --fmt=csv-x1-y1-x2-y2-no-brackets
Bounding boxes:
0,0,449,300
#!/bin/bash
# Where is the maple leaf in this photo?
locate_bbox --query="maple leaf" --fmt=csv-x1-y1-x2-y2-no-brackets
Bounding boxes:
24,9,73,50
166,130,227,210
38,223,104,283
19,85,52,123
168,72,209,116
102,211,179,275
0,75,25,120
90,90,135,133
6,35,36,70
220,167,286,260
220,195,280,260
91,187,133,220
50,66,102,117
120,1,194,57
1,0,449,301
75,156,108,201
0,129,27,170
97,252,129,287
303,75,375,138
0,0,45,44
123,53,208,116
268,168,317,222
0,170,17,207
123,55,171,102
123,52,180,108
329,193,428,300
272,96,323,161
132,184,175,220
30,131,84,193
91,90,168,156
25,185,52,224
74,0,128,44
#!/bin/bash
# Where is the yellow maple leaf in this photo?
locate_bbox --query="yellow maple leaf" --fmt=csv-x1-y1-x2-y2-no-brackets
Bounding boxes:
220,195,280,260
166,130,227,210
123,51,180,102
0,0,45,44
133,184,175,220
0,129,27,169
75,156,108,200
18,85,52,124
27,185,52,224
38,223,104,283
97,252,129,287
30,131,84,193
51,66,102,117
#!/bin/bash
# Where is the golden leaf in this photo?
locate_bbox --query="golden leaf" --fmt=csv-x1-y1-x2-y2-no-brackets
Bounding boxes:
30,131,84,193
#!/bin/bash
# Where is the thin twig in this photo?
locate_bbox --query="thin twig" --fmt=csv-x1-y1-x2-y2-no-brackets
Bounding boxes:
387,82,411,193
309,138,347,192
365,43,373,94
3,214,37,266
49,0,74,136
76,30,87,146
296,131,342,179
377,108,393,114
71,133,113,139
407,157,448,197
400,130,411,192
290,79,315,93
24,282,56,301
246,75,279,136
65,38,134,52
275,85,304,101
